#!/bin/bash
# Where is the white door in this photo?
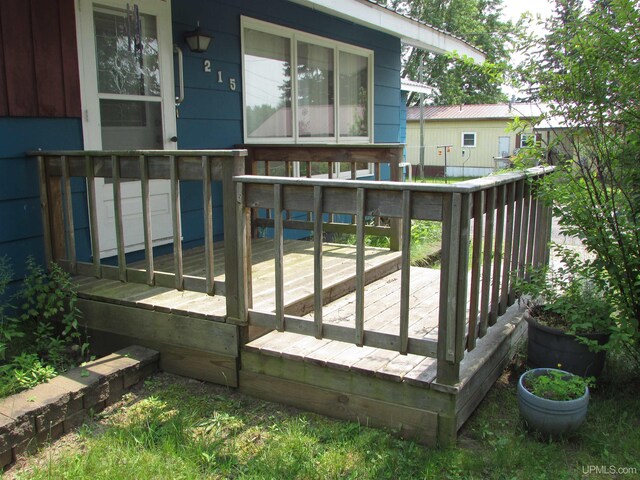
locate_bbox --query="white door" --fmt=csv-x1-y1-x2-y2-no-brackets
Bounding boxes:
77,0,177,257
498,136,510,158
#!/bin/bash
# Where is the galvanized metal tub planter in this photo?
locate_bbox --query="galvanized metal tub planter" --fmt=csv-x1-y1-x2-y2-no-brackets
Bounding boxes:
517,368,590,435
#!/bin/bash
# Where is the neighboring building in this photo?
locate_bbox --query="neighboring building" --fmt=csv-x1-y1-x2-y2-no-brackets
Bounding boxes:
405,103,546,177
0,0,483,289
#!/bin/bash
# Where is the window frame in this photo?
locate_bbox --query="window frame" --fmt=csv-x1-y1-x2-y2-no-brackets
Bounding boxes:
461,132,477,148
519,133,538,148
241,16,374,145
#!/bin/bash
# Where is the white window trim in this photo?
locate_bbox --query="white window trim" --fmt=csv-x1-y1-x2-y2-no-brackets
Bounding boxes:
462,132,477,148
241,16,374,145
520,133,537,148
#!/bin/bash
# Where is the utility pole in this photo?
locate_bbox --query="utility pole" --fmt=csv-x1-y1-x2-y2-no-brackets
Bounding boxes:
418,63,425,178
436,145,453,183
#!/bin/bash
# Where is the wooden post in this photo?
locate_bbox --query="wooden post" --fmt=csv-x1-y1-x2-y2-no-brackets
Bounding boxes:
519,182,531,279
437,193,462,385
202,155,215,295
112,155,126,282
223,152,246,320
170,155,184,290
37,156,54,265
508,180,524,304
455,193,471,363
489,185,506,326
313,185,324,339
399,189,412,354
499,181,516,315
389,155,402,251
236,181,251,325
274,183,284,331
355,187,366,346
525,189,538,278
61,156,77,275
479,187,496,337
467,190,485,351
85,155,101,278
139,154,154,286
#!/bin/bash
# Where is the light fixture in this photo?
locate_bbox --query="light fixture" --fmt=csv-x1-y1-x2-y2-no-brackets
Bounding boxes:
184,21,212,53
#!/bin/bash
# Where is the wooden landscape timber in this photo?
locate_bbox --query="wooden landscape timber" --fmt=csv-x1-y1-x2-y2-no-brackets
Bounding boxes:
34,144,553,446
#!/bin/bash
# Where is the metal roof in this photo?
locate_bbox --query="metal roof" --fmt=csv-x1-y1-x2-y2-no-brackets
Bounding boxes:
286,0,485,63
406,103,547,121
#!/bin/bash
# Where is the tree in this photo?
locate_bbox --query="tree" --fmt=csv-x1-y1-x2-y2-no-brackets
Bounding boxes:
514,0,640,365
384,0,514,105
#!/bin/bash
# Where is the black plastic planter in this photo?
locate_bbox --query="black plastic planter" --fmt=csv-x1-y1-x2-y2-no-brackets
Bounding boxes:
525,311,609,377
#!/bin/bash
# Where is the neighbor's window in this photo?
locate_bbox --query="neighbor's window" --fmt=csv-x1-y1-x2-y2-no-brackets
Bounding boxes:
242,17,373,143
462,132,477,148
520,134,539,148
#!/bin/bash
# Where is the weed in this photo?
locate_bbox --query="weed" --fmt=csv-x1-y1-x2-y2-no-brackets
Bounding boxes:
0,257,90,398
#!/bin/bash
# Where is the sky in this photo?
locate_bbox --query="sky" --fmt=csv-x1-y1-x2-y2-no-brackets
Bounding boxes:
501,0,554,23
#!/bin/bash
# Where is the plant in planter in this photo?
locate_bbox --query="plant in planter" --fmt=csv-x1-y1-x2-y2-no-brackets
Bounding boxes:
514,256,613,377
518,367,592,435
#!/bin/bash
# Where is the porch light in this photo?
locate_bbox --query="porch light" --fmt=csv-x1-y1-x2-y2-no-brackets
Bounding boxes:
184,22,212,53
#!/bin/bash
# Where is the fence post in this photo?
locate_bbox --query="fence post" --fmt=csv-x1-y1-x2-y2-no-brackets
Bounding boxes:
223,152,247,322
437,192,464,385
389,150,402,251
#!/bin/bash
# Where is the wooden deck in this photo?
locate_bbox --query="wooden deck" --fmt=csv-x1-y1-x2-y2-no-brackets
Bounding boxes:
241,292,527,445
73,239,402,390
76,239,402,319
37,148,552,446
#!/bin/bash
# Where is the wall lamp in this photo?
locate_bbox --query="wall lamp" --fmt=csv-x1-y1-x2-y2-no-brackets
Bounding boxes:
184,22,212,53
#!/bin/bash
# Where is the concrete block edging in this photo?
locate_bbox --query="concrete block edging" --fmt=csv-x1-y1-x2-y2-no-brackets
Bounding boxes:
0,345,159,470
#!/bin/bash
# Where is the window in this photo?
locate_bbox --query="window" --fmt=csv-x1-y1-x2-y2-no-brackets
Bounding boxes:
519,134,539,148
462,132,476,148
242,17,373,143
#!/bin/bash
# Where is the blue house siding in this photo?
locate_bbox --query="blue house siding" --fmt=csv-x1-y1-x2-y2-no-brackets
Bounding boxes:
0,0,404,289
0,117,86,289
173,0,401,147
172,0,402,246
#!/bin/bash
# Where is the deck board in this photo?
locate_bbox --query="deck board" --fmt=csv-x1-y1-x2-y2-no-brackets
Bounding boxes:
76,239,401,323
243,266,444,387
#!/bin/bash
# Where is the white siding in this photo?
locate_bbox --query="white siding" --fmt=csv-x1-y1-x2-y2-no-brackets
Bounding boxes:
406,119,536,170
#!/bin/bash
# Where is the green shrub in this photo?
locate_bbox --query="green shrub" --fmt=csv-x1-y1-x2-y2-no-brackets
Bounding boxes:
0,257,90,397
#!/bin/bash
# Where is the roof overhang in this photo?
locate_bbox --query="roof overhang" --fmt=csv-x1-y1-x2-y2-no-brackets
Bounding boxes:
401,79,434,95
286,0,486,63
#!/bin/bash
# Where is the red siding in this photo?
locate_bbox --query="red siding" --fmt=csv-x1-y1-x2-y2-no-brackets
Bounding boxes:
59,0,81,117
0,16,8,116
0,0,80,118
1,0,38,116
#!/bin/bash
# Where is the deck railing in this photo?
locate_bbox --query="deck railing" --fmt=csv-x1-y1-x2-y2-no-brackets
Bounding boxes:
34,145,403,323
234,166,553,385
239,144,404,249
34,149,247,319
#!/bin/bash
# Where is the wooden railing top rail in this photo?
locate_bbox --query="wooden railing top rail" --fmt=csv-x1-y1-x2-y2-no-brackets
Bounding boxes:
238,143,404,165
29,149,248,157
234,166,553,194
33,150,248,182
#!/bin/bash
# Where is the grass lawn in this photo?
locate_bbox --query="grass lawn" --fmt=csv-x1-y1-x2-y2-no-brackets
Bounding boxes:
9,352,640,480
